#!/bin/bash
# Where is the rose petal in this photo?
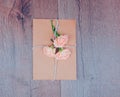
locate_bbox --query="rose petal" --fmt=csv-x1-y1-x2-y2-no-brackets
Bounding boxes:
55,49,71,60
54,35,68,47
43,46,55,58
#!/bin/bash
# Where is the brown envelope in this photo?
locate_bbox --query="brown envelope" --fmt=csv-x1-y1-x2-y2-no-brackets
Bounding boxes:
33,19,76,80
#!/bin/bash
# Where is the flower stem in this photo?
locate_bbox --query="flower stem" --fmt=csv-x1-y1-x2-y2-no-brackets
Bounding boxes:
51,20,60,37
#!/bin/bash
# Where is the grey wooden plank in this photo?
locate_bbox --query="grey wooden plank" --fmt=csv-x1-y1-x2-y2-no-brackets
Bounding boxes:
0,0,32,97
84,81,120,97
58,0,85,97
33,0,58,19
88,0,120,83
59,0,120,97
31,81,61,97
85,0,120,96
31,0,61,97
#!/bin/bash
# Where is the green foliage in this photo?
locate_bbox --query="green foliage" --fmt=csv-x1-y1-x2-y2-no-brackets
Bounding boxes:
51,20,60,37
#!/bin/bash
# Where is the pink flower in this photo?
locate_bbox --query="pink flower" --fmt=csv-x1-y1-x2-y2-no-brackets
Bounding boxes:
54,35,68,47
43,46,55,57
55,49,71,60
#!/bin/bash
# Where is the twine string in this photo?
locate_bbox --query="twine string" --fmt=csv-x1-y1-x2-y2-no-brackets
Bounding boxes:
53,19,59,80
32,44,76,80
33,19,76,80
54,19,59,38
53,58,57,80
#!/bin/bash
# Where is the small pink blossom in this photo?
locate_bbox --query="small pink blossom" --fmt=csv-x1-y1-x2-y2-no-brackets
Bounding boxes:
43,46,55,58
55,49,71,60
54,35,68,47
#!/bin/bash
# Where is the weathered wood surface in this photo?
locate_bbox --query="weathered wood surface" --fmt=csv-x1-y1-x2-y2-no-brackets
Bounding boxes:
0,0,32,97
0,0,120,97
59,0,120,97
32,0,61,97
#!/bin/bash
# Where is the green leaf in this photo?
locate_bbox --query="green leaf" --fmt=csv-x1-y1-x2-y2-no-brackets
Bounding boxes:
51,20,60,37
50,44,54,49
59,48,63,52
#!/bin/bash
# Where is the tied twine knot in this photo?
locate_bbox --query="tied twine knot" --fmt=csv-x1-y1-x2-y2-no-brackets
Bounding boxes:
33,19,76,80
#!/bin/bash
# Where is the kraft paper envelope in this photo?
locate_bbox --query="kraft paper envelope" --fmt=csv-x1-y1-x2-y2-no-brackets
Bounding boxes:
33,19,76,80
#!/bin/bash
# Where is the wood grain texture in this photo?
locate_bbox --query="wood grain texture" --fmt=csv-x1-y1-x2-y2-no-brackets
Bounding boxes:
84,0,120,96
0,0,120,97
33,0,58,18
0,0,32,97
59,0,120,97
32,0,61,97
58,0,85,97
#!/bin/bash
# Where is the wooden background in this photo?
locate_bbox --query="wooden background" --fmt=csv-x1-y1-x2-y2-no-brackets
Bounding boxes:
0,0,120,97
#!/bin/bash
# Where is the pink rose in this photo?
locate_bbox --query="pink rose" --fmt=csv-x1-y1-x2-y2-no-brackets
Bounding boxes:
55,49,71,60
54,35,68,47
43,46,55,57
